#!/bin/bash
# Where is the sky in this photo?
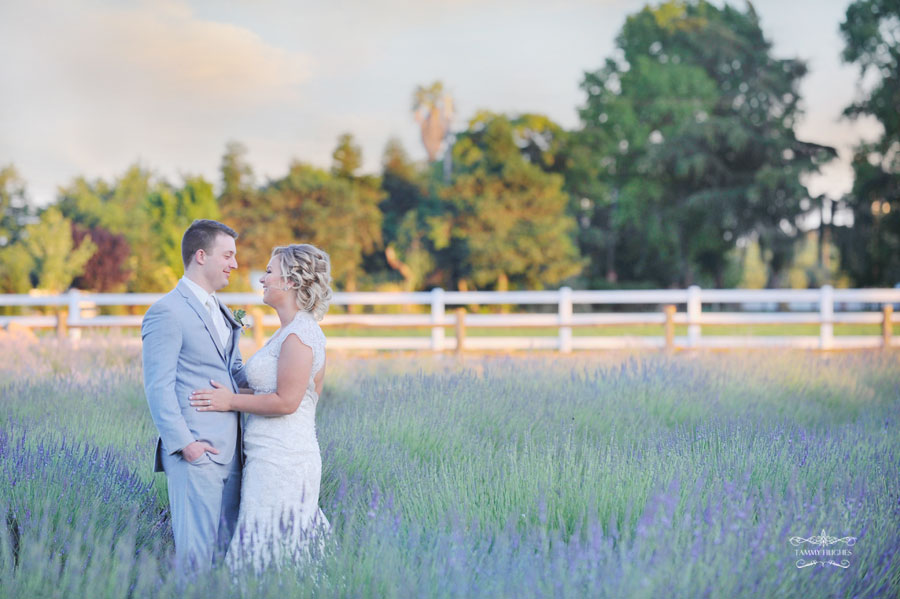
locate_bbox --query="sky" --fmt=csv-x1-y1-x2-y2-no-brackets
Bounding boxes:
0,0,882,208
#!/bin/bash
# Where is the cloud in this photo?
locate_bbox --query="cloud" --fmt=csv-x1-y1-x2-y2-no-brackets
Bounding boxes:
69,1,311,111
0,0,313,201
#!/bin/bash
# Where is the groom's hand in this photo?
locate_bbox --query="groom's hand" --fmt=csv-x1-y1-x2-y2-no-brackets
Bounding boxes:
181,441,219,463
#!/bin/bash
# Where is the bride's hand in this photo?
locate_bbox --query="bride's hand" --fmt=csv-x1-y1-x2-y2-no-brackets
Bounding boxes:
190,380,235,412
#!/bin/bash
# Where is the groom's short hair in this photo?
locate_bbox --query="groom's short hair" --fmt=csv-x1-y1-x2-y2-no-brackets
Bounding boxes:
182,220,238,267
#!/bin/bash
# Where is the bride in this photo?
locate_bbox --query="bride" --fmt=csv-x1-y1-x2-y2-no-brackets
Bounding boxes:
190,243,332,571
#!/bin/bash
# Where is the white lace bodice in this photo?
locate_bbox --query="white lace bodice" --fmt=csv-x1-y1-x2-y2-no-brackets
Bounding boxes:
244,310,326,395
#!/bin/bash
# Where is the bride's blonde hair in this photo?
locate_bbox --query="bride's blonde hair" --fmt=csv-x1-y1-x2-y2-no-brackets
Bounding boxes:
272,244,333,321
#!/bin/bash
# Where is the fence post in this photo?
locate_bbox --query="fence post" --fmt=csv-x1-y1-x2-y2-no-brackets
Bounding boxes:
559,286,573,354
455,307,466,353
56,309,68,339
663,304,676,352
431,288,445,351
687,285,701,348
883,305,893,349
819,285,834,350
67,289,82,341
250,307,265,350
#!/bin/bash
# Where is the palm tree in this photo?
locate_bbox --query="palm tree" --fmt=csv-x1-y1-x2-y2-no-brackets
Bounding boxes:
412,82,454,163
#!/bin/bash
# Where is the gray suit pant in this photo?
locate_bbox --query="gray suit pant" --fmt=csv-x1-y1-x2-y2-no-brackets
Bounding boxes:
161,450,241,571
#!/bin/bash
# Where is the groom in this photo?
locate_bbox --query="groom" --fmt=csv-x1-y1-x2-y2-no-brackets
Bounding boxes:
142,219,247,570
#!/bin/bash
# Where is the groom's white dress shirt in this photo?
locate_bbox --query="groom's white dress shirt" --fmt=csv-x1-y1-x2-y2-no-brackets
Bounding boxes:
181,276,230,347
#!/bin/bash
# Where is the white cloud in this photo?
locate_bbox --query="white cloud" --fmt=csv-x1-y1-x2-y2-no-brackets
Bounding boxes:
0,0,313,202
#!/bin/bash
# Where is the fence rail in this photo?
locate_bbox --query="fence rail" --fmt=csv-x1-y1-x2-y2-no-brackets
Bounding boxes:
1,286,898,352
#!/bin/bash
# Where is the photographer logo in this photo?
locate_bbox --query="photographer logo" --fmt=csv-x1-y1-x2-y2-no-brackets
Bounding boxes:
789,529,856,569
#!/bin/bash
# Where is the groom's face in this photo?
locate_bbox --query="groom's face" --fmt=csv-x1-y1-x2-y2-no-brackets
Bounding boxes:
201,233,238,291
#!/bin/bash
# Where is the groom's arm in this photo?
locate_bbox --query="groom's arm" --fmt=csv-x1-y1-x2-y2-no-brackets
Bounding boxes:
142,303,194,455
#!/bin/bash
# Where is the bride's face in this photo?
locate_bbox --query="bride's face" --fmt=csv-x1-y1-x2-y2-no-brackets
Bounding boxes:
259,256,292,307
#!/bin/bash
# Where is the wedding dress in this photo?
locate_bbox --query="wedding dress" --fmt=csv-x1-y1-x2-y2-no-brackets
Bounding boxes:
226,310,329,571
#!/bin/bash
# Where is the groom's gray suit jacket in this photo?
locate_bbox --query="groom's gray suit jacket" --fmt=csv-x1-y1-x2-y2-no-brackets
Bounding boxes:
142,280,247,472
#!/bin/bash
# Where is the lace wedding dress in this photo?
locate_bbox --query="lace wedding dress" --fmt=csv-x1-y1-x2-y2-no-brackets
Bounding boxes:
226,310,329,571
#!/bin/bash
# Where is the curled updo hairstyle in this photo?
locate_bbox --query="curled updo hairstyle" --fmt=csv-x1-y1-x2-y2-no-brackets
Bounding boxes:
272,244,333,321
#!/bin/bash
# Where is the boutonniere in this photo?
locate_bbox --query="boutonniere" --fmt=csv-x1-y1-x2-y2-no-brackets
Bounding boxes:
232,308,249,330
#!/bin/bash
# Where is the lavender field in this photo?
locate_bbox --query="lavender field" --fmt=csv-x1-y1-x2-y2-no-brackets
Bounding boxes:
1,337,898,598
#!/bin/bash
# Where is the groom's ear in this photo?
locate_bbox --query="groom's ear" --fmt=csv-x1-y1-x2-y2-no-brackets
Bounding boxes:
194,249,206,265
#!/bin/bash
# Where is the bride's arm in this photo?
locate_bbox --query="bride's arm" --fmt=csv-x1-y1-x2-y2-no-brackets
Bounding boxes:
190,335,312,416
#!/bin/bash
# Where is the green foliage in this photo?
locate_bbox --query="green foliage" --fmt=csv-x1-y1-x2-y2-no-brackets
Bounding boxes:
378,139,438,290
440,113,582,290
0,164,35,294
835,0,900,285
568,0,833,288
57,166,168,291
0,164,32,248
257,147,383,290
222,136,384,290
219,141,270,275
144,176,220,286
56,167,223,292
20,207,96,293
0,243,34,294
332,133,363,177
784,231,850,289
733,240,767,289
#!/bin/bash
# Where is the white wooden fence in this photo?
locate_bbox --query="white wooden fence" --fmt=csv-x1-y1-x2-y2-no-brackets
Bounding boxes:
1,286,898,351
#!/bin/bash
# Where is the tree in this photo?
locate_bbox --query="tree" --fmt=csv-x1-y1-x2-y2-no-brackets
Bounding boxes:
379,138,437,290
413,81,455,162
218,142,272,276
438,112,582,290
0,244,33,294
71,225,131,292
0,165,35,294
143,176,221,287
56,176,116,231
56,165,174,291
332,133,363,177
258,137,384,292
568,0,834,288
835,0,900,285
0,165,32,248
21,207,96,293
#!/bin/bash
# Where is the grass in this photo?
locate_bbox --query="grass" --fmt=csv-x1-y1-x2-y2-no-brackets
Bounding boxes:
1,337,898,598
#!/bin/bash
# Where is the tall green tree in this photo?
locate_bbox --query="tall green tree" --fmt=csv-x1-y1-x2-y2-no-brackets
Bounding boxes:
0,165,35,294
258,135,383,291
439,112,582,290
836,0,900,285
378,138,438,290
144,176,221,287
219,142,272,275
332,133,363,178
568,0,834,288
0,165,32,248
21,207,96,293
